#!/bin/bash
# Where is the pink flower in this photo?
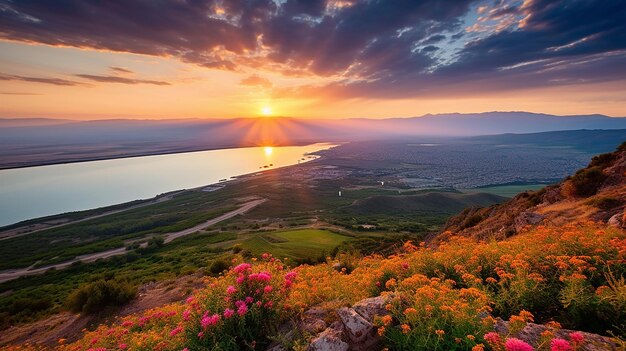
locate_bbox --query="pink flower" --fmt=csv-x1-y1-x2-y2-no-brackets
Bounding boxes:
285,271,297,281
170,326,183,337
236,275,245,284
182,349,189,351
376,281,381,287
569,332,584,344
182,309,191,321
263,285,273,293
402,262,409,269
197,332,204,338
233,263,251,273
238,303,248,316
200,313,220,329
261,253,270,260
245,296,254,304
484,332,502,346
550,339,572,351
249,272,272,282
119,344,128,350
226,285,237,294
185,296,194,304
224,308,234,318
235,300,246,308
505,338,534,351
264,301,273,308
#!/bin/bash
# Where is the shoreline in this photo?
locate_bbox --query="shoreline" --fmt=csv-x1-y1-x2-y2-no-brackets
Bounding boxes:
0,140,335,171
0,143,340,230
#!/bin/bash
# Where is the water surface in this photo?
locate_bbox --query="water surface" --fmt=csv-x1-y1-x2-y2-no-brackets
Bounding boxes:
0,143,335,226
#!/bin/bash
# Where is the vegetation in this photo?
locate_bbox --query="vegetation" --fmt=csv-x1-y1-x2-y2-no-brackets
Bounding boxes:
65,279,136,314
2,222,623,351
0,192,238,270
569,166,607,196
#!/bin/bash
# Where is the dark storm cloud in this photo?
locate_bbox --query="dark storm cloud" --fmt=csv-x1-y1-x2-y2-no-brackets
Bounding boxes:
0,0,625,98
75,74,170,85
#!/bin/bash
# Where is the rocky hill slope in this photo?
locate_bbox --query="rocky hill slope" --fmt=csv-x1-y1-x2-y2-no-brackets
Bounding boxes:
442,142,626,240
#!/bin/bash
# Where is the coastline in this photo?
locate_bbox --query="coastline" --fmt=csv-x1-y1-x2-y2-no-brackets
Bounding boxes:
0,143,340,230
0,140,332,170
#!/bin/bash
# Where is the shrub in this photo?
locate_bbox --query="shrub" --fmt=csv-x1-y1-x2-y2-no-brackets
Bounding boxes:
184,256,298,350
588,197,621,210
381,275,493,351
462,213,483,229
569,166,607,196
589,152,616,168
208,259,229,275
66,279,136,314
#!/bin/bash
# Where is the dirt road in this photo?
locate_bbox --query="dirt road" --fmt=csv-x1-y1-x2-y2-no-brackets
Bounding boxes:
0,191,184,241
0,198,266,283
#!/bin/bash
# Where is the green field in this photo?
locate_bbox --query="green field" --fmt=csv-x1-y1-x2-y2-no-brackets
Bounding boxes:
460,184,549,198
242,229,351,260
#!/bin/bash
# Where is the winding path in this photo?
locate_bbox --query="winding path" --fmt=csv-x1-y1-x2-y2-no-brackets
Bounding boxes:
0,198,266,283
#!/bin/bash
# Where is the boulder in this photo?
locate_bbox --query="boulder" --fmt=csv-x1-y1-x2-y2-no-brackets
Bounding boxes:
514,211,544,231
337,308,373,344
352,295,392,321
309,328,349,351
608,212,624,228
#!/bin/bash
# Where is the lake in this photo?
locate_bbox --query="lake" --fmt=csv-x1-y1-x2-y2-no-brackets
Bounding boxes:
0,143,336,226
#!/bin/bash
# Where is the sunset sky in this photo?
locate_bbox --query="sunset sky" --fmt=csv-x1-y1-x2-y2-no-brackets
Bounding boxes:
0,0,625,120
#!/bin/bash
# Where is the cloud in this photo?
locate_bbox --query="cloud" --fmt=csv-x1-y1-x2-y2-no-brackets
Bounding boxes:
0,92,43,95
240,74,272,88
0,0,624,99
0,73,85,86
110,66,133,74
75,74,170,85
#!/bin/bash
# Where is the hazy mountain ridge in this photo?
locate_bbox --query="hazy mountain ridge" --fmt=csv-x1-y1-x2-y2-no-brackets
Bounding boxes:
1,112,625,169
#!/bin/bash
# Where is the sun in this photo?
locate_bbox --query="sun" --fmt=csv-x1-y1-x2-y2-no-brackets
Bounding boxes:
264,146,273,156
261,105,273,116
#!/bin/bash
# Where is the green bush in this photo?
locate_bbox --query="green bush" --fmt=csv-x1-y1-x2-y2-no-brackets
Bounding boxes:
208,259,229,275
570,166,607,196
66,279,136,314
462,213,483,229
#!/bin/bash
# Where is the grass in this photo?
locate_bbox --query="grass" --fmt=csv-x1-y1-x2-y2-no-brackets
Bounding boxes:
0,192,239,270
242,229,351,260
460,184,549,198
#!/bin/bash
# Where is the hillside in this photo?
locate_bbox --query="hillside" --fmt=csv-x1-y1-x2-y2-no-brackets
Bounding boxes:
1,146,625,350
443,142,626,240
343,192,506,215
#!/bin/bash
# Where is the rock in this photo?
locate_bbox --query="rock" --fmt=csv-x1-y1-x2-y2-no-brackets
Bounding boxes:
302,307,330,334
304,319,328,334
309,328,349,351
266,345,287,351
514,211,544,231
337,308,374,344
352,295,392,321
495,320,619,351
608,213,623,228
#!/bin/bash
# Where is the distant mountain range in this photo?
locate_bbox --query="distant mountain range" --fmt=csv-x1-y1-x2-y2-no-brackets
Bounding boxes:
0,112,624,169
